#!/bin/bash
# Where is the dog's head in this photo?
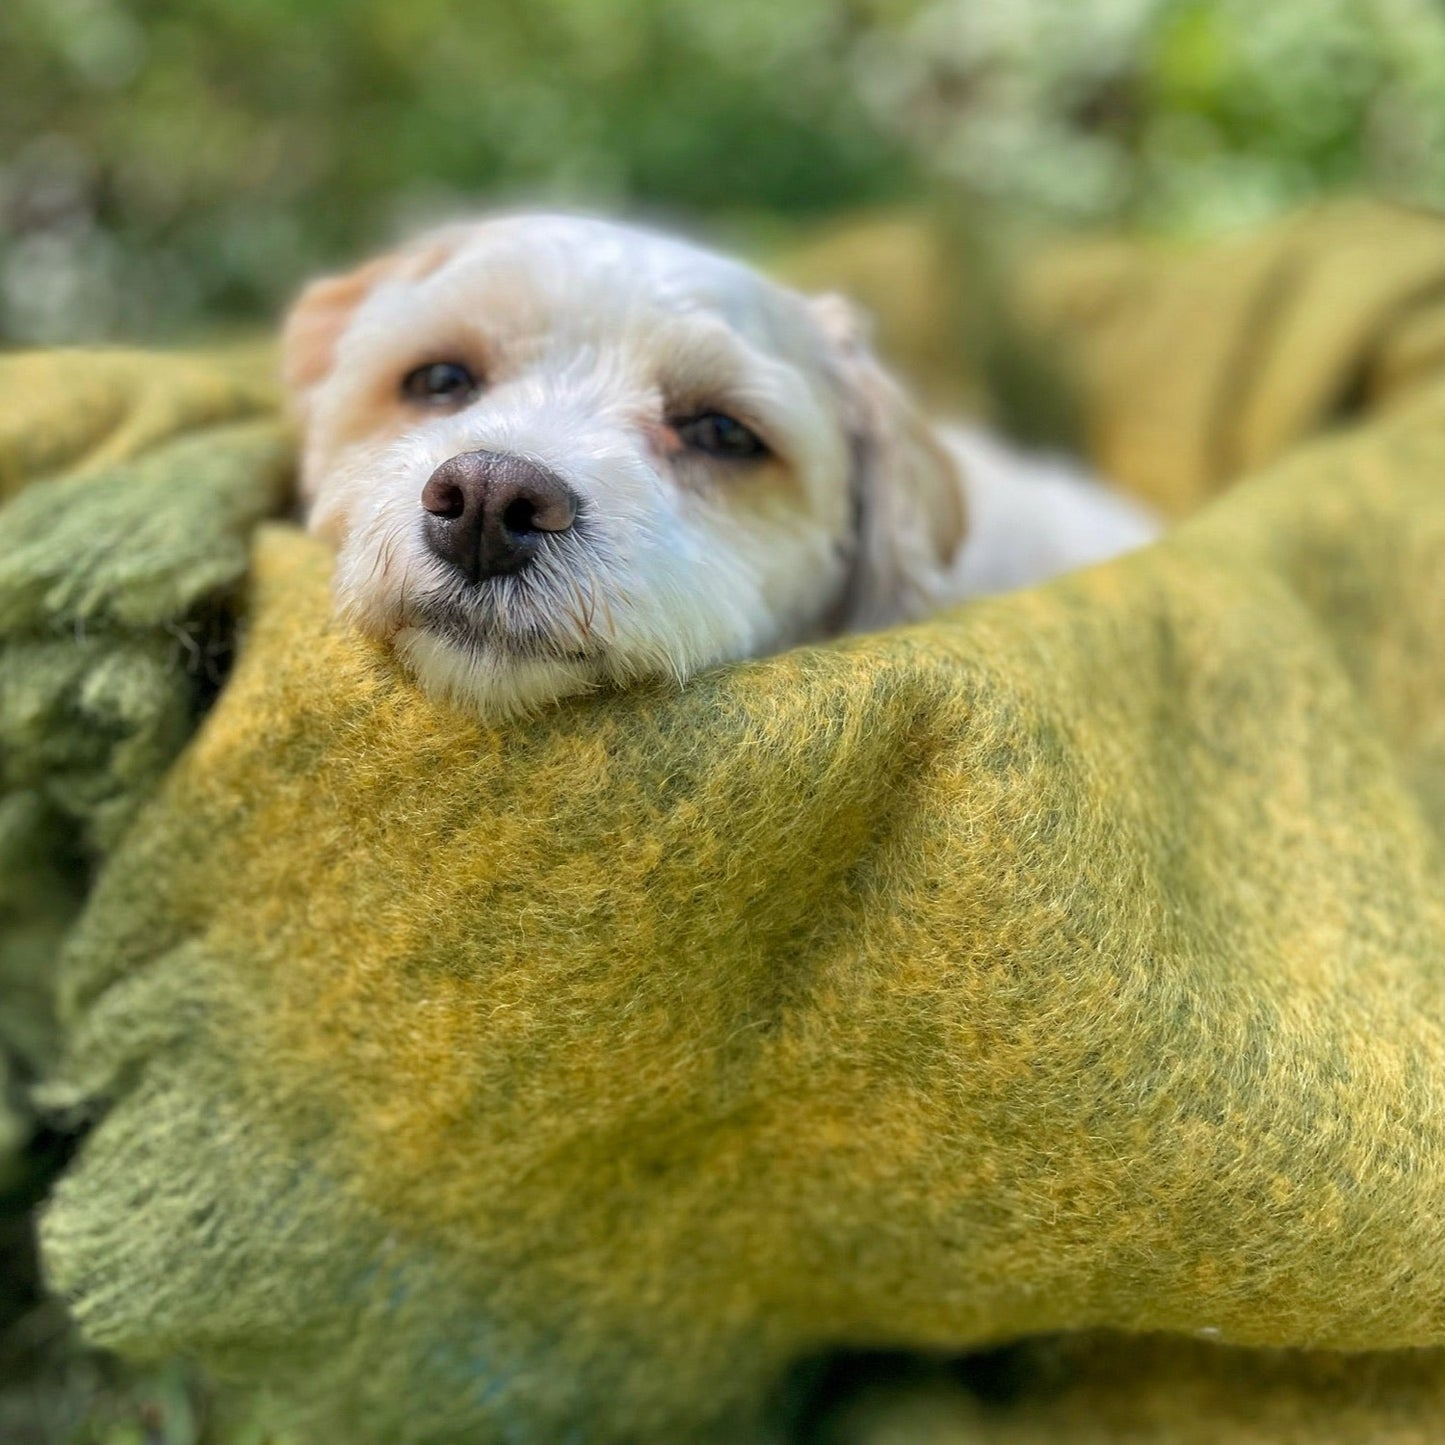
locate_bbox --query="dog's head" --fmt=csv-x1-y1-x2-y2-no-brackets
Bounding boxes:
284,213,966,718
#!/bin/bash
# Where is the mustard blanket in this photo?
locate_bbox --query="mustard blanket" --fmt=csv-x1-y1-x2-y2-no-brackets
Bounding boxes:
7,203,1445,1442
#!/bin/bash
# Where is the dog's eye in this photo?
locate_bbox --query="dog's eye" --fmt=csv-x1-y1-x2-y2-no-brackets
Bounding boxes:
674,412,768,460
401,362,479,406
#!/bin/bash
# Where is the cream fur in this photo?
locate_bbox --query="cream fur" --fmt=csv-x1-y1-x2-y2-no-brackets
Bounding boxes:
284,212,1156,719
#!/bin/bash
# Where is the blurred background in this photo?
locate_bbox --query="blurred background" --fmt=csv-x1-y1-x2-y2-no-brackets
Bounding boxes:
5,0,1445,348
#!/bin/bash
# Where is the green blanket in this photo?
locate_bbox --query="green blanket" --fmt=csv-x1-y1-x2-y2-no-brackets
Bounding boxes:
0,348,288,1170
9,204,1445,1443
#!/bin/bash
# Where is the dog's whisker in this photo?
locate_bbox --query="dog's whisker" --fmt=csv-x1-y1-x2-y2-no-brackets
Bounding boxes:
396,555,419,632
577,574,596,638
565,581,591,641
379,526,404,587
365,541,387,590
592,569,617,642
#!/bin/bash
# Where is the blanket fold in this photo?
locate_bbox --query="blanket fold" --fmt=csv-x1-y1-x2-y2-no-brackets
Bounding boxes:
0,348,289,1186
1019,199,1445,514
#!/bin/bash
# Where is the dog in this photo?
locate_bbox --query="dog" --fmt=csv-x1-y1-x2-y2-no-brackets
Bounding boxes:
284,212,1156,719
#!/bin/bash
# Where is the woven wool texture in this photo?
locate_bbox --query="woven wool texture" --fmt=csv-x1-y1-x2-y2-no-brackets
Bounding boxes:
0,348,290,1180
9,203,1445,1442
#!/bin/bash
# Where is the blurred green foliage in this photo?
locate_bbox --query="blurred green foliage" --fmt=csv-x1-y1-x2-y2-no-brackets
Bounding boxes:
3,0,1445,342
868,0,1445,235
0,0,912,343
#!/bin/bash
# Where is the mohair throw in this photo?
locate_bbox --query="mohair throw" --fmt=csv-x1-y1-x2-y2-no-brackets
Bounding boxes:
9,203,1445,1442
0,347,288,1179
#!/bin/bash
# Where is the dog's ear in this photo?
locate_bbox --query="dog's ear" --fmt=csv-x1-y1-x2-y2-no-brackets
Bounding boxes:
283,231,470,412
813,293,968,630
281,253,402,405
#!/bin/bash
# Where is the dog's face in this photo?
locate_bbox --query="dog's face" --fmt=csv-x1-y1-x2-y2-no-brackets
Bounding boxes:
285,213,965,718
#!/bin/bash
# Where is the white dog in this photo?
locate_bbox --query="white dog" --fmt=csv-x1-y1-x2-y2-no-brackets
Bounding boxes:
284,213,1155,719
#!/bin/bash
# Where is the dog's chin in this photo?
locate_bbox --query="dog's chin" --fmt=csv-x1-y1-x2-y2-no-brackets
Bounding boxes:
393,624,606,722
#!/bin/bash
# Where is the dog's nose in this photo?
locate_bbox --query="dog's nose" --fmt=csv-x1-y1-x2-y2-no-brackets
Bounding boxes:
420,450,578,582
